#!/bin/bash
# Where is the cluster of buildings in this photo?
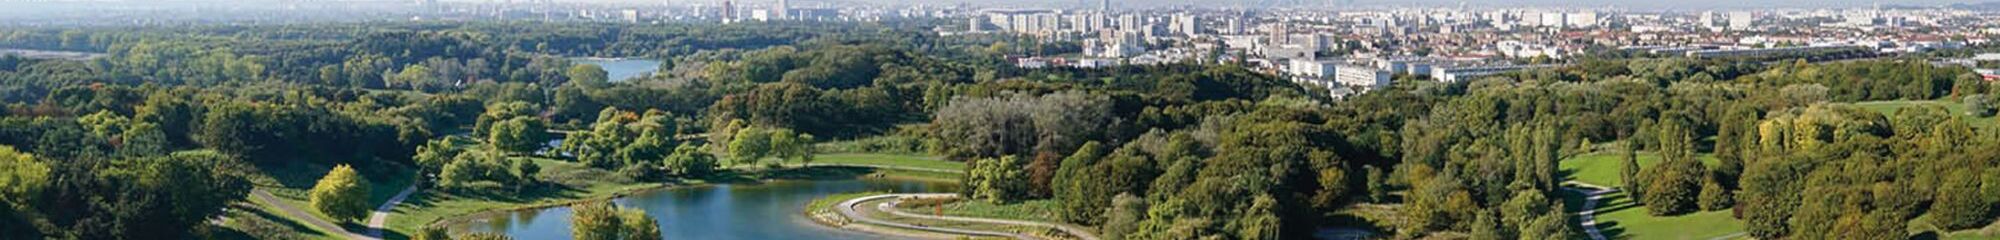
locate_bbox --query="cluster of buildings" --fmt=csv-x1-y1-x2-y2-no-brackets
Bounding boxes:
948,4,1999,98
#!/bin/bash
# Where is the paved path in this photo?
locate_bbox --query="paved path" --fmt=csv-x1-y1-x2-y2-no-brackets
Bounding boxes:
836,193,1097,240
1707,232,1748,240
251,188,373,240
1564,184,1618,240
366,183,421,238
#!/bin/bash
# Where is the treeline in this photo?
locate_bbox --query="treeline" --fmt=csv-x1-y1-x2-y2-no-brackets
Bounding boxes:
918,56,1991,239
0,81,484,238
1382,58,1994,239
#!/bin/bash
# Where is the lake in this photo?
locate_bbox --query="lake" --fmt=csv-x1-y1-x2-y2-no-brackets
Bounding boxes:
456,179,956,239
570,58,662,82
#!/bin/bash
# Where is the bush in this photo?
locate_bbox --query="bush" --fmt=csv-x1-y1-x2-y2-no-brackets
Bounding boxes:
1931,170,1994,230
1967,94,1997,117
1697,174,1733,211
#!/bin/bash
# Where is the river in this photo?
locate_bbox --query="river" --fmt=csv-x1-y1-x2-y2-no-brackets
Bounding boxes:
456,179,956,239
570,58,661,82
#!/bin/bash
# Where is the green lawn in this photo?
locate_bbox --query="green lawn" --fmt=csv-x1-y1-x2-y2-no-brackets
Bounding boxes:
812,153,964,172
1559,151,1720,187
1559,150,1743,240
1562,190,1746,240
229,151,418,238
919,199,1065,223
386,157,666,237
226,195,342,240
1853,100,1998,129
1907,214,2000,239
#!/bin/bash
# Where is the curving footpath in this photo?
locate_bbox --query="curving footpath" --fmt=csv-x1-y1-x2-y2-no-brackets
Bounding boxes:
366,184,420,239
836,193,1098,240
1564,182,1617,240
251,188,373,240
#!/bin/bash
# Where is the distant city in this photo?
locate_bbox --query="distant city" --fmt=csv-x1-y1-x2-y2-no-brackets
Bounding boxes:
4,0,1999,98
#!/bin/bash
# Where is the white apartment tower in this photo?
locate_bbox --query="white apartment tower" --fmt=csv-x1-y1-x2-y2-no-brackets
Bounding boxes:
1727,11,1753,31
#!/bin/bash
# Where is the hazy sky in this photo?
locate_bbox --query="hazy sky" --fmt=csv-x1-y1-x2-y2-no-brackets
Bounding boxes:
4,0,1993,11
741,0,1990,10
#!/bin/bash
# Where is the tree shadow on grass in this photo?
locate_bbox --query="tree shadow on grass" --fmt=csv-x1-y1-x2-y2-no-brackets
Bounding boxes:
698,166,879,183
233,202,326,237
761,166,878,180
1596,221,1630,240
1559,168,1581,182
1592,193,1641,215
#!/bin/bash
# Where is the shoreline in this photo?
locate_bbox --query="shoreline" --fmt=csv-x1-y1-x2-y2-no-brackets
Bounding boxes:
423,182,675,230
425,167,960,233
811,193,1099,240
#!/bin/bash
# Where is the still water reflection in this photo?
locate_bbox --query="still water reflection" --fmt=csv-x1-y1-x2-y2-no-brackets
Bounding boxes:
458,179,955,239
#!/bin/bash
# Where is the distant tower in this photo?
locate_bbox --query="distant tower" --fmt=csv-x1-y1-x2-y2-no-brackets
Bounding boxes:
1100,0,1110,12
775,0,789,21
722,0,737,23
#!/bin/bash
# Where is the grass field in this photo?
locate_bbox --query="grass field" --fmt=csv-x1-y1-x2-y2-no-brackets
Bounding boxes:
221,195,342,240
386,157,667,237
1561,190,1746,240
228,152,419,239
1560,150,1743,240
813,153,964,172
913,199,1065,223
1559,151,1721,187
1908,213,2000,239
1853,100,1998,129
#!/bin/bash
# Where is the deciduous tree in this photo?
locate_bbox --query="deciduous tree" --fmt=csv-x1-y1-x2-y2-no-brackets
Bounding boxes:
310,164,371,222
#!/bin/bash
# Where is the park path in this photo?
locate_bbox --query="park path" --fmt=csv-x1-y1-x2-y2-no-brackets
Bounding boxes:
250,188,374,240
1564,182,1618,240
366,183,421,238
836,193,1098,240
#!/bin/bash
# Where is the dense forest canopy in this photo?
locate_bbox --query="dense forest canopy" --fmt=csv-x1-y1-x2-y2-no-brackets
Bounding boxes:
0,20,1995,240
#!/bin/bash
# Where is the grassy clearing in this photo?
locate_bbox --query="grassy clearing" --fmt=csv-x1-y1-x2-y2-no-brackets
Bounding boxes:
228,196,342,240
855,197,1071,238
1853,100,1997,129
1559,151,1720,187
1559,150,1742,240
1908,214,2000,239
1561,190,1745,240
901,198,1065,223
228,152,418,238
813,153,964,172
806,191,889,216
386,157,666,237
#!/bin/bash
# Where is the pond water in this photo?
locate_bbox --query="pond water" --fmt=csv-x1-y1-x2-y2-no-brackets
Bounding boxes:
456,179,956,239
570,58,662,82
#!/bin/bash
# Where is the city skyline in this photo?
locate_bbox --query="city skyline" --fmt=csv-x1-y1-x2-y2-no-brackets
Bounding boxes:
4,0,1996,10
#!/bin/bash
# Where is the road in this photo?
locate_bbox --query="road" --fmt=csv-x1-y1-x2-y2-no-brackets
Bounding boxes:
835,193,1098,240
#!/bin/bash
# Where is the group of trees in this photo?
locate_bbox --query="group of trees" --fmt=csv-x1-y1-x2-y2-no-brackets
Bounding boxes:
0,82,459,238
569,202,663,240
555,107,718,179
718,123,817,167
1726,104,2000,239
931,56,1992,239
